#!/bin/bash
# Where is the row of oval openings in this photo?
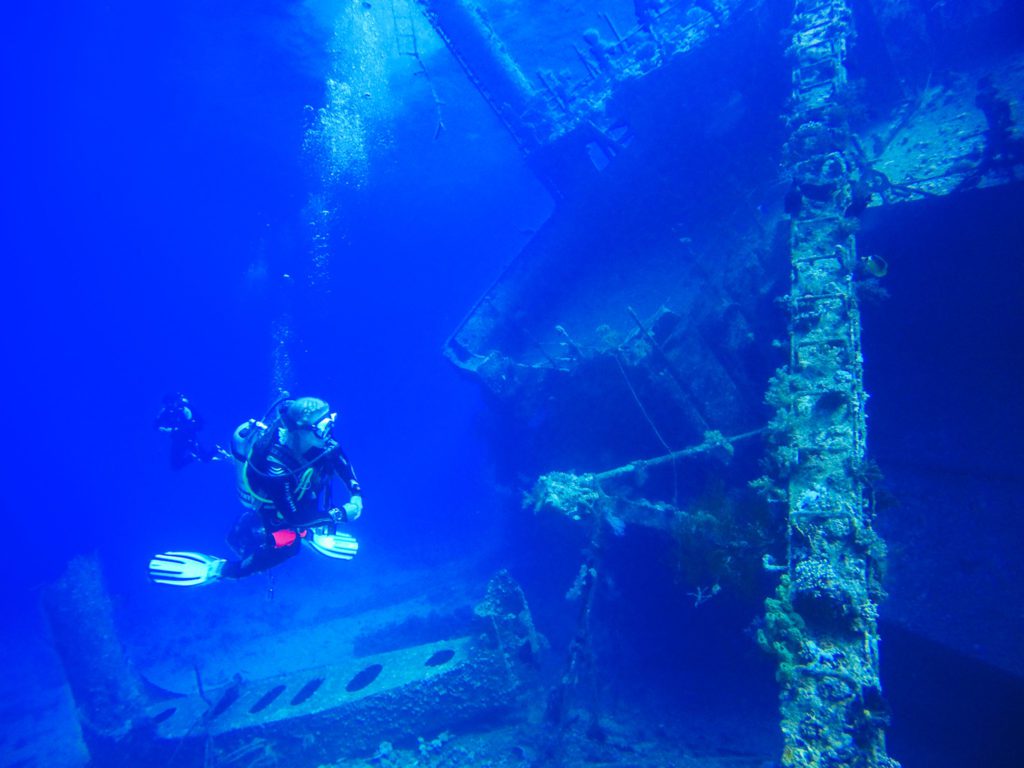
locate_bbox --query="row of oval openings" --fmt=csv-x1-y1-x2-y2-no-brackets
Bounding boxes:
152,648,456,725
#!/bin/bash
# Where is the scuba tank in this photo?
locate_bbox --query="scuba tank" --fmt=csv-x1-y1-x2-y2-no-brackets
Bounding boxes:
232,392,292,510
232,419,268,510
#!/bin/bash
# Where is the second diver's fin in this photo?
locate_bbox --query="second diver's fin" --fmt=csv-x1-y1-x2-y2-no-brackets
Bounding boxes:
306,531,359,560
149,552,226,587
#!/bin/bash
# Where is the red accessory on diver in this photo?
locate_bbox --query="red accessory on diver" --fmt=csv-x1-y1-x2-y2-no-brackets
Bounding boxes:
271,529,306,548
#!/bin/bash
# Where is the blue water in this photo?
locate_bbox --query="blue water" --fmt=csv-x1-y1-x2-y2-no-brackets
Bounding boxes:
3,0,549,578
2,1,1023,766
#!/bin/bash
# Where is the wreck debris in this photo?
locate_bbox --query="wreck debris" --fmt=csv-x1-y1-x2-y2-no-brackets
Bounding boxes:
44,559,540,767
419,0,1021,762
391,0,447,139
540,509,605,765
529,428,778,595
528,429,760,524
857,61,1024,201
625,305,693,400
42,555,147,747
414,0,548,153
417,0,756,157
448,300,762,471
759,1,899,766
474,569,549,671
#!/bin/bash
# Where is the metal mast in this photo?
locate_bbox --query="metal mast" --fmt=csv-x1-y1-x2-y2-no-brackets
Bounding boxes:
760,1,900,765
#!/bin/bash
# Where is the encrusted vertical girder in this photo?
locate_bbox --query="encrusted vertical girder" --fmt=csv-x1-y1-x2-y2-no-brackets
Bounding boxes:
760,1,899,767
43,556,147,747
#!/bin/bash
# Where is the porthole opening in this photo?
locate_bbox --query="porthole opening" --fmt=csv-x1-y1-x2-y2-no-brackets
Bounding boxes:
425,649,455,667
346,663,383,692
250,685,286,714
290,677,325,706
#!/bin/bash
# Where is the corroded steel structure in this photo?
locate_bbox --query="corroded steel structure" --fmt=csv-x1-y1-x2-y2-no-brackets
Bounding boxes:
44,557,536,767
758,1,899,765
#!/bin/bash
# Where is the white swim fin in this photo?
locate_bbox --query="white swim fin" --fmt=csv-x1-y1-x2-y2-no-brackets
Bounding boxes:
148,552,226,586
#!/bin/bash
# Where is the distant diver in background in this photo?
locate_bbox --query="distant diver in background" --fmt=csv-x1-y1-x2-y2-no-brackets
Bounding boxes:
149,395,363,587
958,75,1024,190
154,393,230,470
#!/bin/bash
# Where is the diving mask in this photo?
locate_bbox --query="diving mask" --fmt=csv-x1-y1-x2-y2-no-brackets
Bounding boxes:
311,412,337,440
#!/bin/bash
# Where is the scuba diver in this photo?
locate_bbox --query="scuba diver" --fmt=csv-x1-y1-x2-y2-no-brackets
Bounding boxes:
154,393,231,470
959,76,1024,190
148,395,363,586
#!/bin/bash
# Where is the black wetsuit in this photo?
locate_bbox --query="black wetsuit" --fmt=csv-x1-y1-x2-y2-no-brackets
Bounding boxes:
225,432,361,579
154,402,222,470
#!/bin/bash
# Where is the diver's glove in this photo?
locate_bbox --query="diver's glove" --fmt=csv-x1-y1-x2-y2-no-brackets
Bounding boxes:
344,495,363,521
